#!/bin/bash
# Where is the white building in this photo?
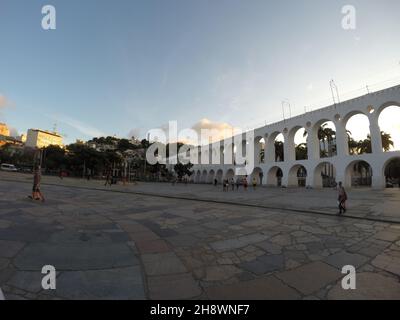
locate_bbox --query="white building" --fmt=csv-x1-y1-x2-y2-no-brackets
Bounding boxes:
166,84,400,189
25,129,63,149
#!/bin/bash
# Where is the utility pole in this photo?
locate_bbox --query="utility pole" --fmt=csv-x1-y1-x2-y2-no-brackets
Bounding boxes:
330,79,340,104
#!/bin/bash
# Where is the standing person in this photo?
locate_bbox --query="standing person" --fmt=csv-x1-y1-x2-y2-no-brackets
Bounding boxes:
214,178,218,187
252,177,257,190
236,177,240,190
29,165,45,202
104,169,112,186
230,178,235,191
337,181,348,215
243,177,248,191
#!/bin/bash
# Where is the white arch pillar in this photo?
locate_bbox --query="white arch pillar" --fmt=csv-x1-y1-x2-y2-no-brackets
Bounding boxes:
335,120,348,157
307,131,318,160
369,115,383,155
284,133,295,162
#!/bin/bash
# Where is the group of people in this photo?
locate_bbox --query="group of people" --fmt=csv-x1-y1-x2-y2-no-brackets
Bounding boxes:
218,177,259,192
26,164,349,215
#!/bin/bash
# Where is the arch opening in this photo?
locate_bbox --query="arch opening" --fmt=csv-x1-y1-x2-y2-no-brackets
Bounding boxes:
201,170,208,183
378,105,399,152
250,167,264,186
345,160,372,187
207,170,215,184
316,121,337,159
267,166,283,187
346,113,371,155
288,165,307,187
274,133,285,162
294,128,308,160
313,162,336,188
216,169,224,184
384,157,400,188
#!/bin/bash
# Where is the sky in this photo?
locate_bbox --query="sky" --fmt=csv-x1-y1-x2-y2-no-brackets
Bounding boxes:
0,0,400,147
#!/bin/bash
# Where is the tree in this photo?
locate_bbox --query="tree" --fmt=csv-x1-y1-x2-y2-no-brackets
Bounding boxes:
295,143,308,160
274,141,284,162
173,162,193,180
381,131,394,151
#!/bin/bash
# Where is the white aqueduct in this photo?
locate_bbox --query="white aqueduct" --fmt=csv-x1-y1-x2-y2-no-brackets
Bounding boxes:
169,85,400,189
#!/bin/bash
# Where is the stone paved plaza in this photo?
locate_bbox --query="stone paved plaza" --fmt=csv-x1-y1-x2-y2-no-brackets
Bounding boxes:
1,172,400,300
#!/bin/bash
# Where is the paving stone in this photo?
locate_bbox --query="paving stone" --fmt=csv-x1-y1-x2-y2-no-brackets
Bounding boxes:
56,267,145,299
165,234,200,247
147,273,201,299
142,252,187,276
205,276,301,300
0,258,10,270
255,241,282,254
324,251,370,269
327,272,400,300
204,265,242,281
371,253,400,276
276,261,341,295
0,219,12,228
135,239,171,254
14,243,139,270
7,271,43,293
0,240,25,258
374,230,400,242
240,254,285,275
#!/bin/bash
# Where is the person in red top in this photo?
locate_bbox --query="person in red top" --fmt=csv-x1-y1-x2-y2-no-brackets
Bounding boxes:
29,165,45,202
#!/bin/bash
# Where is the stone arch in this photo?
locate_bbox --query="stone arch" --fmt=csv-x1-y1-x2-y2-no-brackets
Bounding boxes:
288,164,307,187
216,169,224,184
250,167,264,185
377,103,400,152
311,119,337,159
225,168,235,181
313,161,336,188
376,101,400,118
207,170,215,184
344,160,372,187
383,156,400,188
195,170,201,183
267,131,285,162
267,166,283,187
201,170,208,183
254,136,265,165
344,111,371,155
289,125,308,161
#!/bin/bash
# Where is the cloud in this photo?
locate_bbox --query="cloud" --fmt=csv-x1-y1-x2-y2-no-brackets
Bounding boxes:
9,127,19,137
47,113,106,139
0,94,13,109
127,128,141,139
191,118,237,144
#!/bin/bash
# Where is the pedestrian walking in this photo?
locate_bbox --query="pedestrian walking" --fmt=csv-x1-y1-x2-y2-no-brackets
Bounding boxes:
104,169,112,186
29,165,45,202
252,177,257,190
214,178,218,186
243,177,248,191
337,181,348,215
230,178,235,191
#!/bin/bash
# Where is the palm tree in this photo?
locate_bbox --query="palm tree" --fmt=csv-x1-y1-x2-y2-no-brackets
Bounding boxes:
381,131,394,151
274,141,284,162
295,143,308,160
